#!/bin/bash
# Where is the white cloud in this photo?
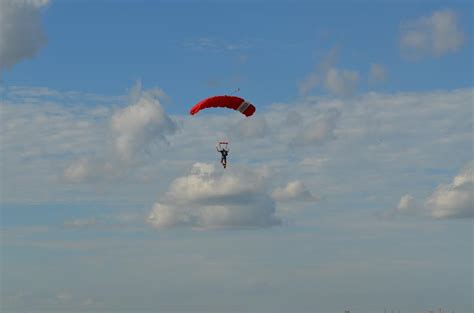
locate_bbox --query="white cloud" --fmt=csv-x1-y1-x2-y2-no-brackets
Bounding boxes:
111,88,177,162
147,163,281,229
400,9,465,59
290,108,340,146
426,162,473,218
298,48,337,96
368,63,387,85
284,110,304,126
272,180,317,202
299,49,359,96
229,116,268,140
1,85,472,223
397,194,415,211
58,83,177,183
324,68,359,96
0,0,49,73
63,158,115,183
379,194,417,220
63,159,93,183
392,162,473,219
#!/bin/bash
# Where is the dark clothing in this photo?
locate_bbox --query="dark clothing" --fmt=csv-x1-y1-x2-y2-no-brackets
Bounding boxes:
217,148,228,168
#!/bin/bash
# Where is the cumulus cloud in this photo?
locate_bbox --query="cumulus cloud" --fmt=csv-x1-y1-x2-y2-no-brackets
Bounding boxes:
2,84,472,219
368,63,387,85
392,163,473,219
272,180,317,202
400,9,465,59
60,83,177,183
299,49,359,96
111,89,177,161
426,162,473,218
147,163,281,229
0,0,49,73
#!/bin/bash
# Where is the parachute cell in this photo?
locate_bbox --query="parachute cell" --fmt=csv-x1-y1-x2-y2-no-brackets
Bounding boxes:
189,96,255,117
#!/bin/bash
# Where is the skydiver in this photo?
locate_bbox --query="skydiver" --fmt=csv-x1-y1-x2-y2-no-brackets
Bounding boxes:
216,144,229,169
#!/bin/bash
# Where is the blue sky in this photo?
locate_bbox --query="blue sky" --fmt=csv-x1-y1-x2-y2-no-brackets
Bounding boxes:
1,1,473,312
4,1,473,112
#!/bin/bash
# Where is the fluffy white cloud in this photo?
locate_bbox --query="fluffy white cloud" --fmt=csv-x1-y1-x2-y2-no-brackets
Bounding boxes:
111,89,177,161
392,163,473,219
368,63,387,85
0,0,49,73
147,163,281,229
59,84,177,183
1,85,472,221
426,162,473,218
298,49,359,96
400,9,465,59
272,180,317,202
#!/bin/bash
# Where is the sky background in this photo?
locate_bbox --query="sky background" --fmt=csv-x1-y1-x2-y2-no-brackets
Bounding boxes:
0,1,473,313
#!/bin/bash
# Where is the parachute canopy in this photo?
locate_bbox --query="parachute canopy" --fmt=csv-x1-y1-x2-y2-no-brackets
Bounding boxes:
190,96,255,117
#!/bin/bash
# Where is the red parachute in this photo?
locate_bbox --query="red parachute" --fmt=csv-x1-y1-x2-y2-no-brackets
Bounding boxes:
189,95,256,117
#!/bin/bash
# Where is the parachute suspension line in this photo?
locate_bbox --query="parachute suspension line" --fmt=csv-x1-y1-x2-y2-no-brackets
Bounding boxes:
229,88,240,96
217,141,229,151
